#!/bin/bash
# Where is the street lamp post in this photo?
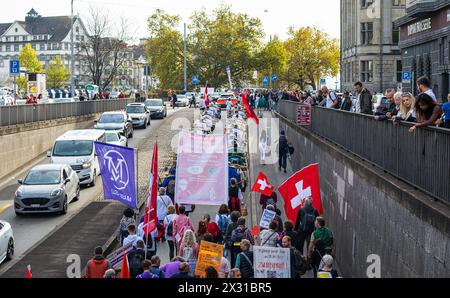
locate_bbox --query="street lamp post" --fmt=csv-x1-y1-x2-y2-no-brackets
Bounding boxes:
183,23,187,93
70,0,75,98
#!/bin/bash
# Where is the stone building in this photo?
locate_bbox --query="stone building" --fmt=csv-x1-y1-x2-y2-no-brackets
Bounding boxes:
340,0,406,94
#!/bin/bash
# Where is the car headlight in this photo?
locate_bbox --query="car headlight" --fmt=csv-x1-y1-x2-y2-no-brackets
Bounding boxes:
51,189,63,197
82,162,92,169
15,189,23,198
140,115,145,120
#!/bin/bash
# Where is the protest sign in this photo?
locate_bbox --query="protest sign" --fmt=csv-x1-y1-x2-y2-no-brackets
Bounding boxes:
254,246,291,278
259,209,276,229
106,243,133,270
194,241,223,277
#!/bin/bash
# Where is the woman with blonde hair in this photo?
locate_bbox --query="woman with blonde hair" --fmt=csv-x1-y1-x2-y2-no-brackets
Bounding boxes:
394,92,417,124
179,229,199,261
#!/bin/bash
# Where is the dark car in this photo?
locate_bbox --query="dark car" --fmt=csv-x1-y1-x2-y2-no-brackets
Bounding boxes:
144,99,167,119
94,111,133,138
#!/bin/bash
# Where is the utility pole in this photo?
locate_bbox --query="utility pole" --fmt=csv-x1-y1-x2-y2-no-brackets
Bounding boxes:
70,0,75,98
183,23,187,93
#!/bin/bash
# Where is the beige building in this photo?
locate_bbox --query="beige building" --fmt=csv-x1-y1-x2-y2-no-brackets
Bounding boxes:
340,0,407,94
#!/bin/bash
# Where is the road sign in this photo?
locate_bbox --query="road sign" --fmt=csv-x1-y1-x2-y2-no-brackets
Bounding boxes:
271,75,278,82
402,71,412,84
10,60,20,75
262,76,269,86
192,75,199,85
320,78,326,85
86,84,95,92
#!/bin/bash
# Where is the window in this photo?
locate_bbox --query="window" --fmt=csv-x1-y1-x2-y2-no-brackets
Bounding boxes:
361,0,373,8
14,36,19,41
396,60,402,83
14,44,19,52
392,23,400,44
361,61,373,82
392,0,405,6
361,22,373,45
76,26,79,33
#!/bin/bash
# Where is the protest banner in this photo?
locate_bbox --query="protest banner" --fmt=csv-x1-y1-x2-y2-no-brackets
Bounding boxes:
175,131,228,206
254,246,291,278
259,209,277,229
194,240,223,277
106,243,133,270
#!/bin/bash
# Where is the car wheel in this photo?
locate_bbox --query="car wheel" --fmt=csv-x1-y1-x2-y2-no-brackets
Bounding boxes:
60,197,68,215
5,238,14,261
143,121,147,129
129,130,133,138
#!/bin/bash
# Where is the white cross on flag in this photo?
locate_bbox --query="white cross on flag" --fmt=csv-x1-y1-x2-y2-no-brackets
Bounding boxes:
251,171,274,197
278,164,323,223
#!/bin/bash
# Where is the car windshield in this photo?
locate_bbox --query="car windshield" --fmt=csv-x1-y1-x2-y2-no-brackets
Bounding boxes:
106,133,120,142
53,140,93,157
145,100,162,107
24,170,61,185
99,114,124,123
126,106,145,113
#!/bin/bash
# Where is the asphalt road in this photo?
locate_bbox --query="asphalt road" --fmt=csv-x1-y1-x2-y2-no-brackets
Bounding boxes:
0,105,181,270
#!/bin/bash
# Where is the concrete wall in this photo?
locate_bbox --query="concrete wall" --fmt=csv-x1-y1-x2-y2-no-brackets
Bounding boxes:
0,115,98,182
278,113,450,278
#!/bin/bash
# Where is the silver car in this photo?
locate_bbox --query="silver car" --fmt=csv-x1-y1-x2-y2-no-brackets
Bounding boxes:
14,164,80,216
105,131,128,147
0,221,14,264
125,103,151,128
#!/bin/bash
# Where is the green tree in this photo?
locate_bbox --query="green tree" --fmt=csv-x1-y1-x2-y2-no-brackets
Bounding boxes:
255,36,288,88
19,44,43,73
46,55,71,89
284,27,340,90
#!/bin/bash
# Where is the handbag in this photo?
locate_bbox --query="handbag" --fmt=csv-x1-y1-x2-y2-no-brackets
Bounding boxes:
288,145,295,155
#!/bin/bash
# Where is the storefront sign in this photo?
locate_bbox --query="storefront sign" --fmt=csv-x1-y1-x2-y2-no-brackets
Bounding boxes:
408,18,432,36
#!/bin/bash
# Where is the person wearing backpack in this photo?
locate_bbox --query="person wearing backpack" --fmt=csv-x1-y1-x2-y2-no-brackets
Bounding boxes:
235,239,254,278
259,191,278,212
308,217,335,270
224,211,240,258
259,220,280,247
215,204,230,240
126,240,146,278
150,256,165,278
156,187,173,242
179,229,199,261
164,205,177,260
281,236,309,278
278,130,290,173
228,178,241,213
173,205,195,253
230,217,254,268
295,197,319,254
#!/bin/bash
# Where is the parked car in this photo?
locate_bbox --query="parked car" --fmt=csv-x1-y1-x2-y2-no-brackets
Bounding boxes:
175,95,189,107
94,111,133,139
372,94,389,115
48,129,106,187
144,98,167,119
14,164,80,216
126,103,151,128
0,221,14,264
105,131,128,147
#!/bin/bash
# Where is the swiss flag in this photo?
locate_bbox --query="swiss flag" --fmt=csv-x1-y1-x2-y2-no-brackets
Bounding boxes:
251,172,274,197
143,143,158,236
242,92,259,125
278,164,323,224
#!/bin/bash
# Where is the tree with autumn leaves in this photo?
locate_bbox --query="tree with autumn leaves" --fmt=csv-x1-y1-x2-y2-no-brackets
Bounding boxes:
145,6,339,91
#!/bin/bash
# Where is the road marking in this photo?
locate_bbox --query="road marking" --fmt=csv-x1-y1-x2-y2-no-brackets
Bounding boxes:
0,203,12,215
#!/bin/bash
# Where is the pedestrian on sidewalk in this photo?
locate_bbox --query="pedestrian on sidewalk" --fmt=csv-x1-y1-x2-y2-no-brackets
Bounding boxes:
164,205,177,261
204,214,222,243
235,239,254,278
230,217,254,268
157,187,173,242
317,254,339,278
196,220,208,243
278,130,290,173
160,256,185,278
127,240,146,278
136,260,159,279
224,211,241,258
150,256,165,278
179,230,199,261
230,268,242,278
215,204,230,240
103,269,116,278
137,216,157,258
171,262,194,279
295,197,319,254
228,178,242,213
259,220,280,247
259,130,268,166
259,192,278,212
173,205,195,253
266,205,283,233
280,220,298,249
84,246,112,278
308,217,335,257
123,224,143,248
118,208,136,245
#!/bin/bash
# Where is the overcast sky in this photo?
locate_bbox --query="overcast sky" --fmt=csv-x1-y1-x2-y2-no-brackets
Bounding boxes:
1,0,340,42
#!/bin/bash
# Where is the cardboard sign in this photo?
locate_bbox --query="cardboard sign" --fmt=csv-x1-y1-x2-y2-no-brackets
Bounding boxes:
254,246,291,278
194,241,223,277
106,243,133,270
259,209,277,229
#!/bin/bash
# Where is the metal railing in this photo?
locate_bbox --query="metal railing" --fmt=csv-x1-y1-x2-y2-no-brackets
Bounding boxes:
278,100,450,206
0,99,135,127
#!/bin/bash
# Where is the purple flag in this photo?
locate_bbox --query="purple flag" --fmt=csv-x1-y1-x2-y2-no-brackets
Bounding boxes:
95,141,137,209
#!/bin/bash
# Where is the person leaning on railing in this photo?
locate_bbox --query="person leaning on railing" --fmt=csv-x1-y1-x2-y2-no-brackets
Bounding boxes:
409,93,443,133
435,93,450,129
393,92,417,125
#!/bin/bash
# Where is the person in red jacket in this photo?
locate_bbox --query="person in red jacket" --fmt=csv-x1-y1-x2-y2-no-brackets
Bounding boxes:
203,214,223,243
84,246,112,278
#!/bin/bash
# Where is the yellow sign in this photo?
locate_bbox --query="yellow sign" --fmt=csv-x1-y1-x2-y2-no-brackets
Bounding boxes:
194,240,223,277
28,82,37,94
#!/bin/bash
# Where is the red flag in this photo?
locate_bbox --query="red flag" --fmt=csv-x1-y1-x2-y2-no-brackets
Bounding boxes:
251,225,260,238
120,255,130,278
251,171,274,196
26,265,32,278
204,83,208,101
278,164,323,224
143,143,158,236
242,92,259,125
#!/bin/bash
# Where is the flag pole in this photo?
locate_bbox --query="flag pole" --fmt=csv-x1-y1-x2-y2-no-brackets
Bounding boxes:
136,148,139,219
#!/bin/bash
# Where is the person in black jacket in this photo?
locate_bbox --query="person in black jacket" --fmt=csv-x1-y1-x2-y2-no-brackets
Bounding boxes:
340,91,353,111
295,198,319,254
127,240,146,278
278,130,290,173
170,262,194,279
354,81,373,115
236,239,254,278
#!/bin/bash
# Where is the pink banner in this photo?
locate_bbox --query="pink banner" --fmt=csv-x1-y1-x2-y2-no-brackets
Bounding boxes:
175,131,229,206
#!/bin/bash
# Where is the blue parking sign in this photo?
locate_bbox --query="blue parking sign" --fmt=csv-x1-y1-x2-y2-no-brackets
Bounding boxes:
10,60,20,75
192,75,199,85
402,71,411,83
262,76,269,85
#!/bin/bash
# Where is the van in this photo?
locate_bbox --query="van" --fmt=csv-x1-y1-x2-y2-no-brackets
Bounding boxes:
48,129,106,187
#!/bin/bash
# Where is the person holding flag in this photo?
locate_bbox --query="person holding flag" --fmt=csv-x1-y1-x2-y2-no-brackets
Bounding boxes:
251,171,277,211
241,91,259,125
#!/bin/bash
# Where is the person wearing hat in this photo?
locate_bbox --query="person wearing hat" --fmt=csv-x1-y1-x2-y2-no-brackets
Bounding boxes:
317,254,339,278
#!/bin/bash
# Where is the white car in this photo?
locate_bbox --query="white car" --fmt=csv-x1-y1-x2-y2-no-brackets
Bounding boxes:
105,131,128,147
175,95,189,107
0,220,14,264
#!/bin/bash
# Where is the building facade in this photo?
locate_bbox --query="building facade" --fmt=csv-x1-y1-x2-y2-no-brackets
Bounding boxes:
0,9,89,87
340,0,406,94
395,0,450,102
